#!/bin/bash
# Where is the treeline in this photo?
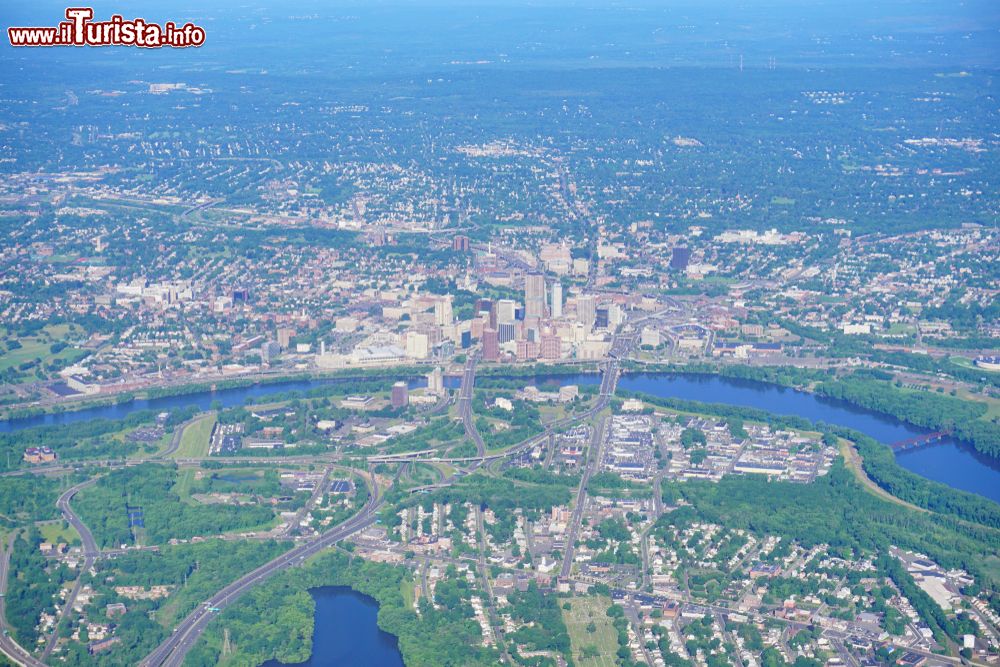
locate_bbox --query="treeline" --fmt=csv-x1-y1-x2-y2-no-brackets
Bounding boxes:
623,386,1000,530
503,466,580,487
0,475,60,524
54,539,289,667
834,426,1000,529
4,528,72,645
816,377,1000,460
74,463,276,547
0,410,165,471
186,551,501,667
404,472,571,516
662,460,1000,598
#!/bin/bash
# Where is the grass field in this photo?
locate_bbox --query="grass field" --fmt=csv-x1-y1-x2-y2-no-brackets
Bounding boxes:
172,469,199,505
0,324,88,377
172,414,216,459
562,595,619,667
38,521,81,545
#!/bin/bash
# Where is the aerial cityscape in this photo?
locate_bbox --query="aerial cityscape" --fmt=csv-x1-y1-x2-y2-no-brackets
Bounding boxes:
0,1,998,667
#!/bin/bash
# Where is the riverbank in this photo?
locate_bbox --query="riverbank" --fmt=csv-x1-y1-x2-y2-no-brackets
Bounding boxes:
624,362,1000,465
0,366,432,423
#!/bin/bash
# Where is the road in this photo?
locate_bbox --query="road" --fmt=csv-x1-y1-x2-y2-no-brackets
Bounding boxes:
56,478,101,558
161,413,210,458
457,354,486,457
141,472,383,667
560,415,606,579
0,532,49,667
39,478,103,658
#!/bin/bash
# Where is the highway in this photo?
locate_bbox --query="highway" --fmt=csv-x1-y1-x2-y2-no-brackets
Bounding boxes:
141,472,383,667
560,415,606,579
0,533,48,667
56,478,101,558
457,354,486,457
38,479,103,658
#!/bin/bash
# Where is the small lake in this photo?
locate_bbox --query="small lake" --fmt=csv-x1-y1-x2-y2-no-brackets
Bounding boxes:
261,586,403,667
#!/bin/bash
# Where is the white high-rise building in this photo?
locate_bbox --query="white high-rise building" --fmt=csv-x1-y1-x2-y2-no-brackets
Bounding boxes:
427,366,445,395
497,299,516,324
405,332,430,359
550,281,563,318
434,296,453,326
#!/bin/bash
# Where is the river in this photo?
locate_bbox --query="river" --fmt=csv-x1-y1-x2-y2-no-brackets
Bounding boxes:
617,373,1000,504
261,586,404,667
2,370,998,503
0,376,435,433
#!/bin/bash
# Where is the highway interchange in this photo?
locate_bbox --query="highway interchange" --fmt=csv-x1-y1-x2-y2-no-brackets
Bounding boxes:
0,330,634,667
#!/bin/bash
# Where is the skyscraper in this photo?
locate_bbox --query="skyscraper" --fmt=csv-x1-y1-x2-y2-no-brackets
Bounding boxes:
434,296,453,326
576,295,596,329
497,299,516,324
391,381,409,409
482,328,500,362
427,367,444,395
525,273,546,320
550,281,563,318
498,322,516,344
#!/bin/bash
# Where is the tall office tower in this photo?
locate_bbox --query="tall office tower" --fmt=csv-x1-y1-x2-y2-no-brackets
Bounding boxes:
482,328,500,362
427,367,444,395
497,299,516,324
595,307,609,329
550,281,563,318
434,296,453,326
498,322,516,344
391,381,409,409
525,273,546,319
576,295,596,329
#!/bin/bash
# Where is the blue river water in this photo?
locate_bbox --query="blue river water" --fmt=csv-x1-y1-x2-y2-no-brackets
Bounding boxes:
0,376,434,433
261,586,404,667
2,371,998,503
617,373,1000,504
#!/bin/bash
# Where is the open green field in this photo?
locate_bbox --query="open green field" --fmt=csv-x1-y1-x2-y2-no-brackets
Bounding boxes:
0,324,89,377
38,521,81,546
562,595,619,667
172,414,217,458
172,468,199,505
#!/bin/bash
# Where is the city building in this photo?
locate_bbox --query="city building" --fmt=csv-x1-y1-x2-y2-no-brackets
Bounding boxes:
482,327,500,362
261,340,281,364
525,273,546,319
498,322,516,344
277,327,296,349
576,295,596,329
540,334,562,360
427,366,445,395
434,296,453,326
550,280,563,318
391,381,409,409
497,298,516,324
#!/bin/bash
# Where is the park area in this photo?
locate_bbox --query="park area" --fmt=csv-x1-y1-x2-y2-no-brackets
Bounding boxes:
561,595,620,667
